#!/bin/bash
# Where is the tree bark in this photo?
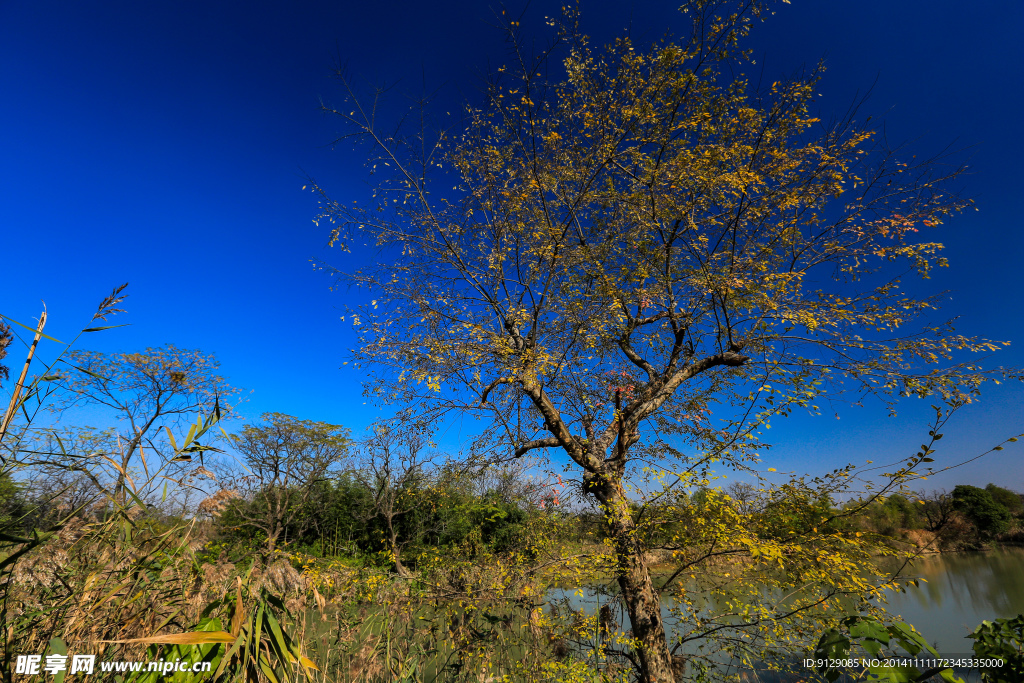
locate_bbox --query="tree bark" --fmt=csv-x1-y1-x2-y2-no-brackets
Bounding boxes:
266,527,279,555
591,472,676,683
387,523,412,578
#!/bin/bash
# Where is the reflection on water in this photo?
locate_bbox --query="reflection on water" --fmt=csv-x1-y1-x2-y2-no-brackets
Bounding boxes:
885,546,1024,654
548,547,1024,657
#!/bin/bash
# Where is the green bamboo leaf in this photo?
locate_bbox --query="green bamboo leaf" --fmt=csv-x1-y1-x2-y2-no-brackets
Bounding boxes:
48,638,68,683
263,608,292,664
258,657,282,683
212,633,247,681
0,314,64,343
164,426,178,452
78,366,108,380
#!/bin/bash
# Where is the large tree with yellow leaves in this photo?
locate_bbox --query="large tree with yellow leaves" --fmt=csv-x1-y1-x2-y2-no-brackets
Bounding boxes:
313,2,1006,680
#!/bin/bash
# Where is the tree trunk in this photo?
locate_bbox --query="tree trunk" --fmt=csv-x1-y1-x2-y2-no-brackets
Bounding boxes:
386,518,412,577
593,473,676,683
392,543,412,578
266,524,280,555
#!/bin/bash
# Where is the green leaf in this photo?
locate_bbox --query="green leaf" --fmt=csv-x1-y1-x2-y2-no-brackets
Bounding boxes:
938,669,965,683
48,638,68,683
888,622,934,657
849,616,890,643
867,663,917,683
815,629,850,681
0,314,64,343
103,631,236,645
257,657,281,683
165,426,178,452
81,324,131,333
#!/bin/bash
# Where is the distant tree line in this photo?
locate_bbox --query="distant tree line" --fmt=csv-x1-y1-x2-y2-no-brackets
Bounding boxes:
856,483,1023,549
3,463,1019,563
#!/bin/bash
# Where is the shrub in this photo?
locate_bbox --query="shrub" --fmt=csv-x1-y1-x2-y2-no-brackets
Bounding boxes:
952,485,1013,541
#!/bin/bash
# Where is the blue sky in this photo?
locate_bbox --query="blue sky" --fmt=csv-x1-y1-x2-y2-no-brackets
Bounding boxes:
2,0,1021,492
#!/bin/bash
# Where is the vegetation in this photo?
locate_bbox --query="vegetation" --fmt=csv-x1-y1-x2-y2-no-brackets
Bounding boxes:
309,0,1017,680
968,614,1024,683
0,298,1022,683
1,2,1022,683
815,612,1024,683
226,413,351,554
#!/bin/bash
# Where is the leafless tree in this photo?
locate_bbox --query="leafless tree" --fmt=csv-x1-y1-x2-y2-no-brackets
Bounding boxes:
352,415,444,577
727,481,760,515
919,489,956,532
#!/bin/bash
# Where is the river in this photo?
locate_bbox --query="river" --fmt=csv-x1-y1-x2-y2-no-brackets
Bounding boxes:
548,547,1024,667
883,546,1024,654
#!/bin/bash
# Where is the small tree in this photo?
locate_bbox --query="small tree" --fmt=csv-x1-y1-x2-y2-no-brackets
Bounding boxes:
229,413,350,554
51,345,238,504
353,415,444,576
952,484,1013,541
727,481,759,515
919,489,956,532
882,493,920,531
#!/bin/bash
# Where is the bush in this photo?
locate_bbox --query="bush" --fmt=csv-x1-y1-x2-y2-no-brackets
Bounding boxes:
215,474,540,564
985,483,1024,516
0,471,28,531
952,485,1013,542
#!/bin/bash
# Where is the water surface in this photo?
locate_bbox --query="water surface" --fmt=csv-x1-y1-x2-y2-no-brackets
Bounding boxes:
883,547,1024,654
547,547,1024,656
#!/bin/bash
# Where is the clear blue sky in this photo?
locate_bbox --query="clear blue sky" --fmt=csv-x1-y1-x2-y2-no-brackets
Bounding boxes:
2,0,1021,491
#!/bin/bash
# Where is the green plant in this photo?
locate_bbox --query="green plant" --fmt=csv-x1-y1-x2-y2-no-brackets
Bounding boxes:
0,295,316,683
967,614,1024,683
815,615,963,683
952,485,1013,541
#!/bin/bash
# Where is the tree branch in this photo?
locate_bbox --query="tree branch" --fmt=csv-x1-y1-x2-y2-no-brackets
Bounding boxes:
513,436,561,458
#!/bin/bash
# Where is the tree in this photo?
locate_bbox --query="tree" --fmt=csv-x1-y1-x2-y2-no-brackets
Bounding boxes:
0,470,27,530
919,489,956,532
984,483,1023,516
351,415,448,576
874,493,920,533
727,481,759,515
313,2,1008,680
952,485,1013,541
51,345,238,504
228,413,350,554
292,474,375,557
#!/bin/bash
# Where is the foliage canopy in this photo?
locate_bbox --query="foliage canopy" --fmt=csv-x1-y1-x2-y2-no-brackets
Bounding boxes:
312,1,1012,680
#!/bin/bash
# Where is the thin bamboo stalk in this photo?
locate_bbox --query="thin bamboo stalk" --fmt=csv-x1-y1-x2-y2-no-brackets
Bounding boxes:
0,310,47,444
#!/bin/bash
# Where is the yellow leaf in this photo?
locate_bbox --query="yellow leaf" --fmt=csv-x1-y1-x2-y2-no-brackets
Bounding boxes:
101,631,236,645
